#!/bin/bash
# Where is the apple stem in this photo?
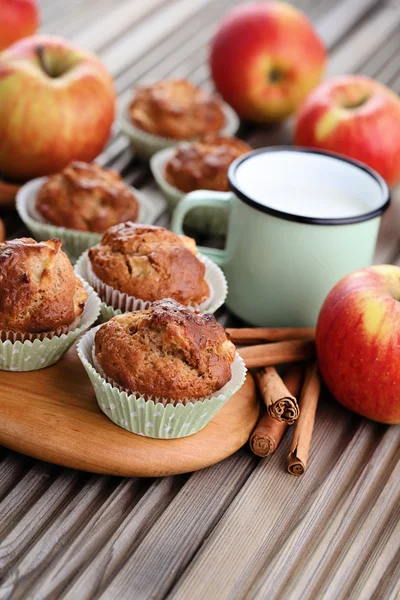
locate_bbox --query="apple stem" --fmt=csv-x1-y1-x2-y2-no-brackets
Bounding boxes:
36,46,52,78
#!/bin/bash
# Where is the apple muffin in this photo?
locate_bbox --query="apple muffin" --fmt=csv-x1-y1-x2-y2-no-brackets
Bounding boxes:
94,299,236,400
129,79,225,139
165,135,251,193
0,237,87,333
88,223,209,306
35,161,139,233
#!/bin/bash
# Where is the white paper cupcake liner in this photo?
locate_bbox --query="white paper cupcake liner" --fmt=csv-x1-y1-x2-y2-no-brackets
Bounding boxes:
77,324,246,438
0,317,80,343
75,248,227,321
119,96,239,160
0,279,100,371
16,176,160,264
150,146,230,235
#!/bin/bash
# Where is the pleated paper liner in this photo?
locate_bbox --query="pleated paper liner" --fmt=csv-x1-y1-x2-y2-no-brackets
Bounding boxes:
150,146,229,236
0,279,100,372
16,176,161,264
119,98,239,160
77,325,246,439
74,248,228,321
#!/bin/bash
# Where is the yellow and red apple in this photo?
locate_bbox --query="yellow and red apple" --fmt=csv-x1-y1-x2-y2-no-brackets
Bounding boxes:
0,0,38,51
210,1,326,122
0,35,116,182
316,265,400,424
295,75,400,187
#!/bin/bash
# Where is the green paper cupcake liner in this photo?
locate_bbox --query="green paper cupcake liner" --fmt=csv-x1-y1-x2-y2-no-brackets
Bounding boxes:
150,146,229,235
0,279,100,372
119,97,239,160
77,325,246,439
16,176,162,264
75,248,227,322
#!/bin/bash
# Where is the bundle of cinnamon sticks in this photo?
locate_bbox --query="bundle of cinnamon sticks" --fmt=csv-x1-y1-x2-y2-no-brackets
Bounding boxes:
226,326,322,476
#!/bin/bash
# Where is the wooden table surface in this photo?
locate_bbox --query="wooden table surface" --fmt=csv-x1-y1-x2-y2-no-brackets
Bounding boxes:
1,1,400,598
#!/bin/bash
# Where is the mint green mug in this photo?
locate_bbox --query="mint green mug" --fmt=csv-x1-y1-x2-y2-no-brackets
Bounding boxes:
171,147,390,326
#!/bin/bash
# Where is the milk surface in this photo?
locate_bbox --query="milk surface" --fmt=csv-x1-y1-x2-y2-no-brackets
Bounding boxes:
234,151,381,220
239,185,370,219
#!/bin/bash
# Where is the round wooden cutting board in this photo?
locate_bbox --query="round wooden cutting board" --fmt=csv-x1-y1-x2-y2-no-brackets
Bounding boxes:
0,346,259,477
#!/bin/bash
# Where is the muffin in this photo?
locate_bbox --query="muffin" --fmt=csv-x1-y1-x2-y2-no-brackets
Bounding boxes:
35,161,139,233
165,135,251,193
88,223,209,306
129,79,225,140
94,299,236,400
0,237,87,334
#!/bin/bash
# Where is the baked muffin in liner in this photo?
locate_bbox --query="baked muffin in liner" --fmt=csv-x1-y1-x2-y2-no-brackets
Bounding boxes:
77,324,246,439
120,96,239,160
0,278,100,371
151,146,230,235
16,177,158,264
75,248,227,322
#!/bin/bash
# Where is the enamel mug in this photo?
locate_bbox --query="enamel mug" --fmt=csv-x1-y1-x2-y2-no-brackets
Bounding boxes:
171,147,390,327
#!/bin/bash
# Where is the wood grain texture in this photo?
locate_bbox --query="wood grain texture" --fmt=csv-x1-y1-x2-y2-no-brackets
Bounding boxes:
1,0,400,598
0,346,259,478
168,408,400,600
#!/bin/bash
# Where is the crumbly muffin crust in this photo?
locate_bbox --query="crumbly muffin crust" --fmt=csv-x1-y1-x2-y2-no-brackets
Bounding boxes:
129,79,225,139
95,299,236,400
36,161,139,233
88,223,209,306
0,238,87,333
165,135,251,193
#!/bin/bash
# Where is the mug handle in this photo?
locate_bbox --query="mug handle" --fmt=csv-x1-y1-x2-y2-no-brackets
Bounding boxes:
171,190,233,266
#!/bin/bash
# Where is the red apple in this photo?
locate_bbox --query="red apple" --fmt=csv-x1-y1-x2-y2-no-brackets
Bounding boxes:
295,75,400,188
0,35,116,182
0,0,39,51
316,265,400,424
210,1,326,122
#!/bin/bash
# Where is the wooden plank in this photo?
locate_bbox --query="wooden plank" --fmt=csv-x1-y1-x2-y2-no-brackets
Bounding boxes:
249,429,400,600
0,462,59,540
0,452,30,504
115,0,236,97
316,0,379,49
0,470,85,573
73,0,170,53
90,454,258,599
101,0,218,78
167,404,399,600
2,478,176,600
374,186,400,265
326,4,400,77
60,478,179,599
40,0,116,39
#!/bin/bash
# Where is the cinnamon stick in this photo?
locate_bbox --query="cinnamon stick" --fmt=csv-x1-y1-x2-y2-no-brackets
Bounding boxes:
226,327,315,345
238,339,315,369
250,365,304,457
255,367,300,424
0,218,5,242
287,362,321,476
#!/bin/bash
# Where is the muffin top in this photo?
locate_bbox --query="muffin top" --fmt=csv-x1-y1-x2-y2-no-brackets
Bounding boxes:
95,299,236,400
0,238,87,333
88,223,209,306
129,79,225,139
165,135,251,193
35,161,139,233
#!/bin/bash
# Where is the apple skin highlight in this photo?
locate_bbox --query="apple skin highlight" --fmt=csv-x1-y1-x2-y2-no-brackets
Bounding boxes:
316,265,400,424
